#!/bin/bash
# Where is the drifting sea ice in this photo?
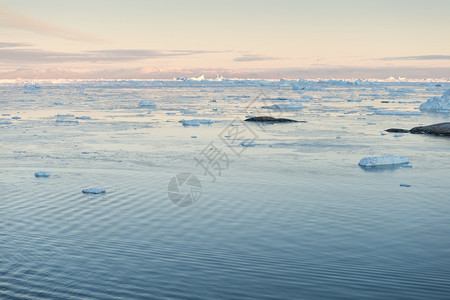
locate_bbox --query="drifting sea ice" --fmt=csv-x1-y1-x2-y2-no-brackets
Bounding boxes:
358,156,410,167
419,89,450,112
35,171,50,177
179,119,214,126
82,188,106,194
139,101,156,108
262,103,303,111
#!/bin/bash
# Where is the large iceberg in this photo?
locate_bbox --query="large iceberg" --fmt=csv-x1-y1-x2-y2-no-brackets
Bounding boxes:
358,155,409,167
419,89,450,112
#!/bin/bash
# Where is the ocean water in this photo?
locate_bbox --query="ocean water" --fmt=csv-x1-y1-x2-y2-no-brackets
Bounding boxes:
1,79,449,299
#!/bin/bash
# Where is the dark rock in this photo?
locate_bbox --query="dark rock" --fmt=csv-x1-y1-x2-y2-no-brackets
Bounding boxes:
410,122,450,136
385,128,410,133
244,116,304,123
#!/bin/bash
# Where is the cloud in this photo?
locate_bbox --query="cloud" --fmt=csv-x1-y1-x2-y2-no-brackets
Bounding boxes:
0,42,32,48
0,7,104,43
233,54,280,62
0,47,227,64
379,55,450,61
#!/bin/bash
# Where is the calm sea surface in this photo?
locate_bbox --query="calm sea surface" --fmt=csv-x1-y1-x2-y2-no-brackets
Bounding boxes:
1,80,449,299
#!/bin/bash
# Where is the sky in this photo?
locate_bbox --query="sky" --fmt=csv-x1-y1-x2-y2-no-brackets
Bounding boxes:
0,0,449,79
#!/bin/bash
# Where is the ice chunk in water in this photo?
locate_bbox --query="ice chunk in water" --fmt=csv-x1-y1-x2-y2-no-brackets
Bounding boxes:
139,101,156,108
262,103,303,111
82,188,106,194
358,155,409,167
179,119,213,126
76,116,92,120
35,171,50,177
419,89,450,112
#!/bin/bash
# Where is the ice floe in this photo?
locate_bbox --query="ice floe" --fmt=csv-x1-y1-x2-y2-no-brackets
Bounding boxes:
139,101,156,108
358,155,409,167
262,103,303,111
179,119,214,126
76,116,92,120
419,89,450,112
35,171,50,177
82,188,106,194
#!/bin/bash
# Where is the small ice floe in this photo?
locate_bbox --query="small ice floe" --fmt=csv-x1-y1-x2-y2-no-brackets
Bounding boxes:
400,183,411,187
374,111,421,116
393,134,403,138
241,141,255,147
180,109,197,114
56,114,75,118
262,103,303,111
358,155,409,167
11,116,21,120
191,136,197,138
419,89,450,112
2,114,10,116
166,112,176,115
0,120,12,124
34,171,50,177
56,119,79,124
76,116,91,120
13,150,27,153
179,119,213,126
82,188,106,194
139,101,156,108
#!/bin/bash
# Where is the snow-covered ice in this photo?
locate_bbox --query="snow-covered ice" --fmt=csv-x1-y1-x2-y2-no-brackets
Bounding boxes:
419,89,450,112
358,156,410,167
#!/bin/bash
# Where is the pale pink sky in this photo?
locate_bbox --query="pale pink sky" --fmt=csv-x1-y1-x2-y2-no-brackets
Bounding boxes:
0,0,449,79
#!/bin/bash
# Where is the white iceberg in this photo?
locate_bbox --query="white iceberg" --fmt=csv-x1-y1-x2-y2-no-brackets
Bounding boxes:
139,101,156,108
358,155,409,167
35,171,50,177
419,89,450,112
82,188,106,194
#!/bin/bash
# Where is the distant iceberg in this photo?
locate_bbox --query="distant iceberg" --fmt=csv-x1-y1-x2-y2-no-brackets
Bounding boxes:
419,89,450,112
358,155,409,167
